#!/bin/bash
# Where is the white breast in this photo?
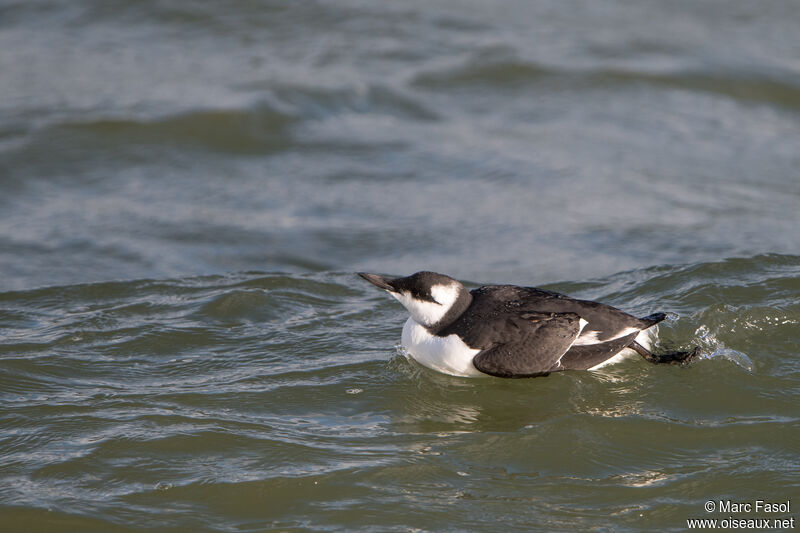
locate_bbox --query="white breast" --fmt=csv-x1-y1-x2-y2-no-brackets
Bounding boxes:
400,318,485,377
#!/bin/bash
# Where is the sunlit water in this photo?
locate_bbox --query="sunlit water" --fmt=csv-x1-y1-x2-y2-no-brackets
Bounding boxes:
1,1,799,531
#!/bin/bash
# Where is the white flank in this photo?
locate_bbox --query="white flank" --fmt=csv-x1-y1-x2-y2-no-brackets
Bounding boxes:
401,318,484,377
635,326,656,351
586,351,633,370
572,326,641,346
587,329,656,370
390,283,459,328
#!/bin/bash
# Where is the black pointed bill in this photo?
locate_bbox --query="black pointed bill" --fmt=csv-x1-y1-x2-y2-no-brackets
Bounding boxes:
358,272,396,292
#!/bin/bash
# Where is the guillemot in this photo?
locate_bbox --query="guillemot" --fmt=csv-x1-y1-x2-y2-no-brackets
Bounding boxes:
359,271,698,378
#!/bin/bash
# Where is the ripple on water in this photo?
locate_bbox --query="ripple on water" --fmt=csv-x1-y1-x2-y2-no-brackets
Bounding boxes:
0,260,798,531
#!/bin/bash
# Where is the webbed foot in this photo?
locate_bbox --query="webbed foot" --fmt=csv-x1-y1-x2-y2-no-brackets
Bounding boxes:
629,341,699,366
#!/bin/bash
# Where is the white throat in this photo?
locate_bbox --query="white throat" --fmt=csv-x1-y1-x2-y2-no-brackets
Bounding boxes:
390,283,460,328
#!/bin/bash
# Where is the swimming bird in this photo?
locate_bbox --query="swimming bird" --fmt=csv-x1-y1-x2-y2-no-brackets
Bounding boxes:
359,271,698,378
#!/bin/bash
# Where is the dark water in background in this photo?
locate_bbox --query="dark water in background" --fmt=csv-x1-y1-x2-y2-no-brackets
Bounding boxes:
1,1,799,531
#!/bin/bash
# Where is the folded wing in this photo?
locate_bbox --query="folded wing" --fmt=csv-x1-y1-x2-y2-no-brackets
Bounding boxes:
472,312,582,378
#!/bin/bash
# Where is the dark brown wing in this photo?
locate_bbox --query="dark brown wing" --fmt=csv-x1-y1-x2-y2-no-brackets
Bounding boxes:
472,312,582,378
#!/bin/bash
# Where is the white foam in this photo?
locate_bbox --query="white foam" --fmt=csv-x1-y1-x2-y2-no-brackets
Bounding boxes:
695,325,753,372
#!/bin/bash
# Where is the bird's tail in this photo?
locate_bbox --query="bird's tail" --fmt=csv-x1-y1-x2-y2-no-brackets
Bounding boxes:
639,312,667,329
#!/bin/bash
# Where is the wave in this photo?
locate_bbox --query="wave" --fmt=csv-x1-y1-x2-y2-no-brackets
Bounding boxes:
557,254,799,371
412,54,800,109
1,257,798,529
58,105,296,154
3,80,439,161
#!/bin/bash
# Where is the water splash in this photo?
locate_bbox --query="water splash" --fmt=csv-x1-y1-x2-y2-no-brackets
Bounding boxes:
694,325,754,372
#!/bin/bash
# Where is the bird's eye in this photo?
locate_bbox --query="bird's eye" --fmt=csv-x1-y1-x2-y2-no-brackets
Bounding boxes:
424,292,440,305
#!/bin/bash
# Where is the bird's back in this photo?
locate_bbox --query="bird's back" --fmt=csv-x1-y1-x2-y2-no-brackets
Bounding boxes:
439,284,647,350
